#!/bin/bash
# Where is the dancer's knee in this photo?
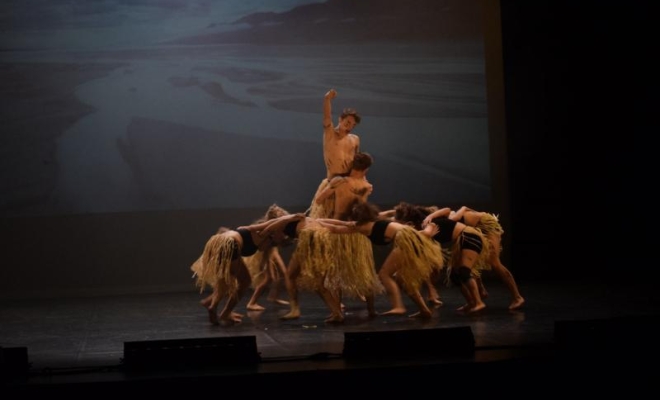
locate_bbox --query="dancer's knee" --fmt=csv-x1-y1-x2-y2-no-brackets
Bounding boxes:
451,266,472,285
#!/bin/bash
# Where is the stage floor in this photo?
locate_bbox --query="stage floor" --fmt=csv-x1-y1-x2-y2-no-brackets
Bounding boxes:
1,278,657,392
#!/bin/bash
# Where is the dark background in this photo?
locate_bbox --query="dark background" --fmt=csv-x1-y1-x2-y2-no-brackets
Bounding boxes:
502,0,640,282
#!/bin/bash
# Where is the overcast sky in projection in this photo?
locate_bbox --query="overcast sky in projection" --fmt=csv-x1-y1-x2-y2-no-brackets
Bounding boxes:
0,0,490,217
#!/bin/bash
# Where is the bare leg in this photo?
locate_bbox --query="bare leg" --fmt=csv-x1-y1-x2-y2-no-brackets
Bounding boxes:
455,250,486,313
316,274,344,323
267,250,290,305
218,261,251,325
465,277,486,313
488,233,524,309
281,256,302,320
425,278,443,306
218,293,242,326
323,298,345,323
246,275,270,311
378,250,407,316
456,284,471,312
201,290,220,325
266,278,290,305
407,289,433,319
476,276,489,299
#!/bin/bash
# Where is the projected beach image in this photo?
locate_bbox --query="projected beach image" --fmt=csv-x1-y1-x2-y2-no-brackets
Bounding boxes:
0,0,489,217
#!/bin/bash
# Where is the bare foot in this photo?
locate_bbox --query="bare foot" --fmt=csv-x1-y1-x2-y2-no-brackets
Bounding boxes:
456,304,469,312
325,314,345,323
219,317,240,326
280,310,301,320
246,304,266,311
468,303,486,313
409,310,432,319
340,303,346,310
509,297,525,310
379,307,406,316
428,298,443,306
268,298,290,305
219,313,242,326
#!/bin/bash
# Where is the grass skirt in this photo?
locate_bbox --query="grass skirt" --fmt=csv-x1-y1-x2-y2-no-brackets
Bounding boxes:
393,226,445,293
307,179,334,218
293,227,383,298
190,233,240,296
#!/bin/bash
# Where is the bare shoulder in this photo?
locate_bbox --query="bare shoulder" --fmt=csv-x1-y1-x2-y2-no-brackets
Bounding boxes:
348,133,360,149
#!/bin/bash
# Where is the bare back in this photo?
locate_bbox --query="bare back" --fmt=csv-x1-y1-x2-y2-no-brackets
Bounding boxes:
461,210,484,227
332,177,373,220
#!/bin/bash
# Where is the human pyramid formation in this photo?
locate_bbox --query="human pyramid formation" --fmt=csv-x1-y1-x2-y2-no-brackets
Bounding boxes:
190,89,525,326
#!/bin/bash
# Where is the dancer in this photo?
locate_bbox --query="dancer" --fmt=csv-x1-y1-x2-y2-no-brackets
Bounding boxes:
420,207,490,313
308,88,362,218
450,206,525,310
245,247,289,311
259,212,380,323
318,201,444,319
190,212,303,326
244,205,293,311
305,90,370,313
381,203,444,306
314,151,374,220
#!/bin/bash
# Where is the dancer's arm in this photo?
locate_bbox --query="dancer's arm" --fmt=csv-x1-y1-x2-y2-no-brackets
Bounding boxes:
315,218,355,227
422,207,451,227
315,218,358,233
315,176,346,204
323,89,336,129
449,206,468,221
256,213,305,236
378,209,395,219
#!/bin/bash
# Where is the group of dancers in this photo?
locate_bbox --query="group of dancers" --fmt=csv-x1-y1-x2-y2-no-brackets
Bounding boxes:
190,89,525,326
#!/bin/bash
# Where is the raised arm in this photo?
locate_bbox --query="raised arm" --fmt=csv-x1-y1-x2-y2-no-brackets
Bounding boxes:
323,89,337,129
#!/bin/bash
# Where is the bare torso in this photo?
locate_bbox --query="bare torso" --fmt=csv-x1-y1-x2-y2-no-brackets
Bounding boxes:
323,127,359,179
332,177,372,220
